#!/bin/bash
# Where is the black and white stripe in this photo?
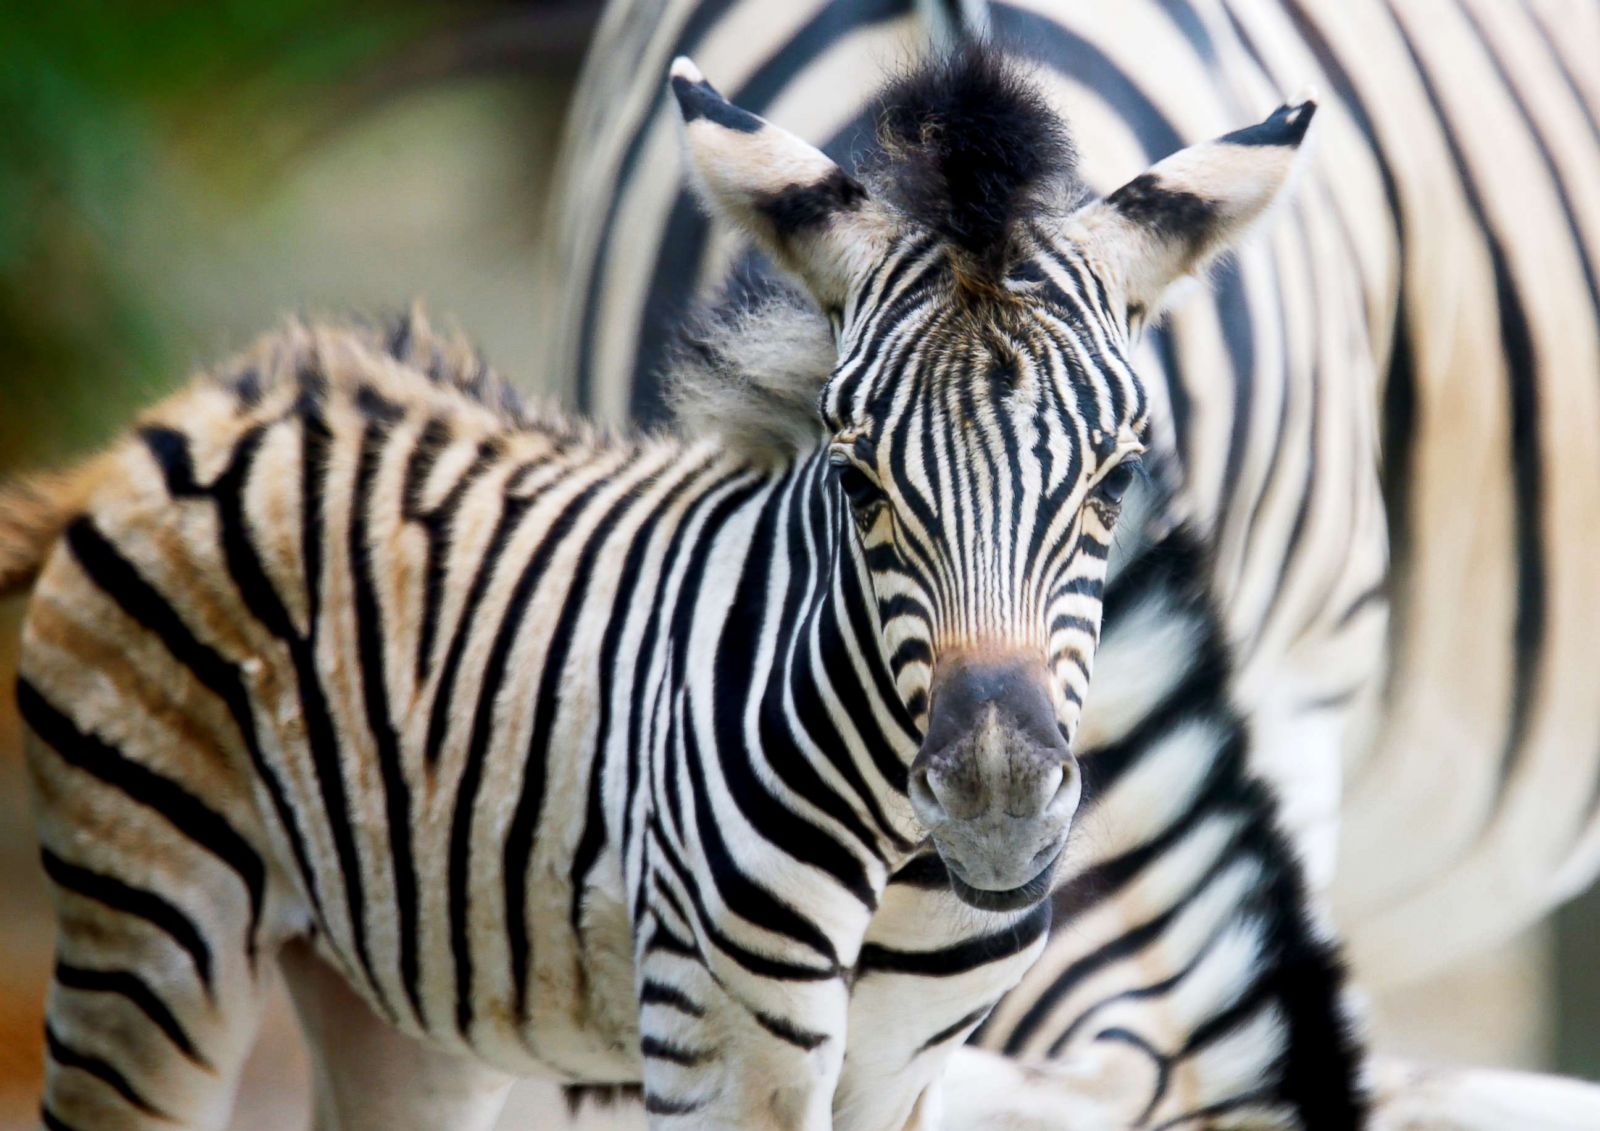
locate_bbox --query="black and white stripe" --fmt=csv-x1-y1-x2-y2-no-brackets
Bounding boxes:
14,76,1261,1120
541,0,1600,1126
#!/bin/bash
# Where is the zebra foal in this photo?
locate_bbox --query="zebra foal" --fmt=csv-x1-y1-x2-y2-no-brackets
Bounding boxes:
0,50,1319,1130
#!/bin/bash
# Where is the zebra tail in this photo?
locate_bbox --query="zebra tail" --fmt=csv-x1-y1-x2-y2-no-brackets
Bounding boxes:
0,462,104,596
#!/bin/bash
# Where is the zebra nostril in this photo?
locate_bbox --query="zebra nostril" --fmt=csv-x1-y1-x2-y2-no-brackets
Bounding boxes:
909,765,946,827
1044,759,1082,822
1014,763,1065,820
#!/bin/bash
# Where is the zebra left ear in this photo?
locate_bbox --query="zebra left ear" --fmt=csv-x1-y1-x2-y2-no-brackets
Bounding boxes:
670,57,889,309
1070,101,1316,320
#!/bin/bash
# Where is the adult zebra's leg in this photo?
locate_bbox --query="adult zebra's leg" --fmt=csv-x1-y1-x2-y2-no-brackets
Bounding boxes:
1366,1058,1600,1130
936,1050,1600,1131
280,939,515,1131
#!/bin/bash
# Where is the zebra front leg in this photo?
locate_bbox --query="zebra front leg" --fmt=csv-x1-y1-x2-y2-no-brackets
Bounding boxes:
936,1046,1150,1130
833,877,1053,1131
631,907,850,1131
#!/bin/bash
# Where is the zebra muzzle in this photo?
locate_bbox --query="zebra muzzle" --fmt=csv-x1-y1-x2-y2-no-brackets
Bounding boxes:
909,653,1081,911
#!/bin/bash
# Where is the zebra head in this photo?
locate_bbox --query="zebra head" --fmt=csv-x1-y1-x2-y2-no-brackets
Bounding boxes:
671,48,1313,909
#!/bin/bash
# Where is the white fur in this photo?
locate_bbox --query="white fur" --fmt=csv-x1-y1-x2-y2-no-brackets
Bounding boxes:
666,283,835,460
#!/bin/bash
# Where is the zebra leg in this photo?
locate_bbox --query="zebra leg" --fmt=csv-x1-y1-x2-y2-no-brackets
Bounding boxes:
38,891,275,1131
933,1051,1600,1131
833,879,1051,1131
630,907,849,1130
1367,1058,1600,1131
280,939,516,1131
935,1047,1152,1130
22,680,282,1130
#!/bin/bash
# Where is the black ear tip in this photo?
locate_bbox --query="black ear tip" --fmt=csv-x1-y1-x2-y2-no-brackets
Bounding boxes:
1280,99,1317,144
1218,99,1318,148
670,73,705,112
668,58,765,135
668,56,720,116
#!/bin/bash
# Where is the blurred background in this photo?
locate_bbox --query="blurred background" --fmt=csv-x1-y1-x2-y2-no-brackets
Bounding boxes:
0,3,587,1123
0,2,1595,1126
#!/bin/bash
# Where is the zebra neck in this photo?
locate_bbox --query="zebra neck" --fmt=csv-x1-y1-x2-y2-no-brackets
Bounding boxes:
699,449,924,863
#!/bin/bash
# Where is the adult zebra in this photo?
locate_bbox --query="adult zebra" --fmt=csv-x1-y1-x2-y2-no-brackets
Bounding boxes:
536,0,1600,1124
0,50,1328,1131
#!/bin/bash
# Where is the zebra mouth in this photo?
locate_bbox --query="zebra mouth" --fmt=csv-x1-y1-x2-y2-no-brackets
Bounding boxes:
945,844,1064,912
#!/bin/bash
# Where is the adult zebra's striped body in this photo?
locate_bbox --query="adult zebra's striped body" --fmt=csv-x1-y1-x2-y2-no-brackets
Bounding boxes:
537,0,1600,1123
546,0,1600,980
0,51,1332,1130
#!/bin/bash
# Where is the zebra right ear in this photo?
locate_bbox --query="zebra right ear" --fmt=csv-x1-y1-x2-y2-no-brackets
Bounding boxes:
670,57,889,310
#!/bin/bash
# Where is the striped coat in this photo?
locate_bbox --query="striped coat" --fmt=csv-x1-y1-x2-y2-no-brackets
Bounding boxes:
544,0,1600,981
537,0,1600,1124
2,44,1345,1127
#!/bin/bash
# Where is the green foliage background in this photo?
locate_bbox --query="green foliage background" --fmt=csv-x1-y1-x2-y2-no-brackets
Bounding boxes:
0,0,582,465
3,3,428,453
0,5,581,1115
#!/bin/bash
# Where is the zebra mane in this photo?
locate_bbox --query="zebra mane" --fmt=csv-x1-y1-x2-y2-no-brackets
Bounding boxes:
871,42,1080,282
665,271,835,462
209,305,590,441
668,45,1081,460
665,45,1081,460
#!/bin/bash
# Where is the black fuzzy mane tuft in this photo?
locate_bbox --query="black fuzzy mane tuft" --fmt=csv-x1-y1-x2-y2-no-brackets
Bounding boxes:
872,43,1077,278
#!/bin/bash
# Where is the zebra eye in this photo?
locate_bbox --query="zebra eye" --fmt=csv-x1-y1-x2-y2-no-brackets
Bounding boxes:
1092,460,1139,507
832,461,885,512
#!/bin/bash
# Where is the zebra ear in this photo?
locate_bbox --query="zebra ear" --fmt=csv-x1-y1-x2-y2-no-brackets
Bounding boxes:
670,57,887,309
1071,101,1316,319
